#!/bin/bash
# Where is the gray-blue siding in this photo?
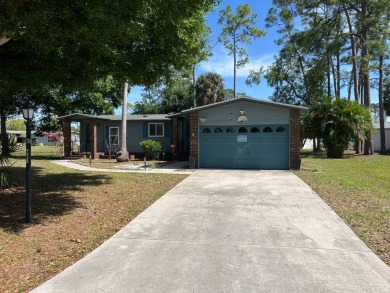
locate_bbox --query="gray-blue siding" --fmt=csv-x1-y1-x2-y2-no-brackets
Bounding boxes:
79,120,172,154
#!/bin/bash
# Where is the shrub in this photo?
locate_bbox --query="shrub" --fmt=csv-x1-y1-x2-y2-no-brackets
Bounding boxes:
139,139,163,160
302,97,372,158
0,137,21,188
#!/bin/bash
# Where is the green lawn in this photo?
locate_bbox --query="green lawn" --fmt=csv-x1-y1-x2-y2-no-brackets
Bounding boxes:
1,147,389,292
0,146,187,292
296,153,390,266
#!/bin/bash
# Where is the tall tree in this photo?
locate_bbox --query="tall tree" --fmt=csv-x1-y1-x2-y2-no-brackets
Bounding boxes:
25,75,122,134
218,4,266,99
195,72,226,106
132,69,194,115
266,2,347,105
6,119,25,131
1,1,218,156
267,0,390,155
225,89,250,100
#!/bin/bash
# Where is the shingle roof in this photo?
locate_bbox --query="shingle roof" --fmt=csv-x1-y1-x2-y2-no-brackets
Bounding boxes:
100,114,170,121
58,113,170,121
180,97,308,114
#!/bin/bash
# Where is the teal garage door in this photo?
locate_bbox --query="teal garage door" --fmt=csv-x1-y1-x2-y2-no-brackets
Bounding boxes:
199,125,289,170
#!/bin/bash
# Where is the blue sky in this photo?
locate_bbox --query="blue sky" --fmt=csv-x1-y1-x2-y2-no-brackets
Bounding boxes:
124,0,277,110
198,0,277,99
123,0,380,113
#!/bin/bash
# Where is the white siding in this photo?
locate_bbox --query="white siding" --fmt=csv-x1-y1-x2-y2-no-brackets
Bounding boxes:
372,129,390,151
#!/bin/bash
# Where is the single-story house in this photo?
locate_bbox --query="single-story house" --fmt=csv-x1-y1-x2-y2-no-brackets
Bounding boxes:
60,97,307,170
0,130,63,146
373,123,390,152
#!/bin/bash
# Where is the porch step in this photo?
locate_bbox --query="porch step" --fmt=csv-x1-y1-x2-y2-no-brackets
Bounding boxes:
99,154,118,159
63,154,83,160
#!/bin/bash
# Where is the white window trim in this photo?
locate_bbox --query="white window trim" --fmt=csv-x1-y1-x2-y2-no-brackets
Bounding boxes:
109,127,120,145
148,123,164,137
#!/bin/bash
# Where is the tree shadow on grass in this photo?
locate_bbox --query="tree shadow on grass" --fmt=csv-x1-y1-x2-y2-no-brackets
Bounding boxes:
0,166,112,233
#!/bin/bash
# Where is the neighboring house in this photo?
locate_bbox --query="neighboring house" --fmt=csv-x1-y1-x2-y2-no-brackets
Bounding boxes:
0,130,53,146
372,123,390,152
60,97,307,170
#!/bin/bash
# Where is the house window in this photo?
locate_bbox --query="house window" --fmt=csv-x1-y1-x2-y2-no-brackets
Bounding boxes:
109,127,119,145
149,123,164,137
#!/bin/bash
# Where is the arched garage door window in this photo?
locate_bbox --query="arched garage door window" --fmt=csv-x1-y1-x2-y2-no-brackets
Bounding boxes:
263,127,273,133
238,127,247,133
202,128,211,133
276,126,286,132
214,127,223,133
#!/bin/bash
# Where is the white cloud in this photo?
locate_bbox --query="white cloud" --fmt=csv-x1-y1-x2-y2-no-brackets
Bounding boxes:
199,48,275,78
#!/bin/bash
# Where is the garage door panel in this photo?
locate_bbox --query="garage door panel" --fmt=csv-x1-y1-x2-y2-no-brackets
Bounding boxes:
199,125,289,169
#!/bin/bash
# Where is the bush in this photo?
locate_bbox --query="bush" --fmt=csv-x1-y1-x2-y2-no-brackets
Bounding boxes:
0,137,21,188
139,139,163,160
302,97,372,158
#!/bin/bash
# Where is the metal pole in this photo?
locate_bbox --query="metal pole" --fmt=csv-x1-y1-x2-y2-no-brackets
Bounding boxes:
25,118,32,223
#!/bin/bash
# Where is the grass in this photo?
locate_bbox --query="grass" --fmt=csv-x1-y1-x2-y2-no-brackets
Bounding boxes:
1,146,389,291
296,152,390,266
0,146,187,292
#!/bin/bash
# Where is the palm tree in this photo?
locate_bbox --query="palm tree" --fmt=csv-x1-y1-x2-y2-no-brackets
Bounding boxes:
0,137,20,188
194,72,225,106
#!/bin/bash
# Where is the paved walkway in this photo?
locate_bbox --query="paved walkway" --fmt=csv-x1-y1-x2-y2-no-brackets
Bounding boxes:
51,160,193,175
32,170,390,292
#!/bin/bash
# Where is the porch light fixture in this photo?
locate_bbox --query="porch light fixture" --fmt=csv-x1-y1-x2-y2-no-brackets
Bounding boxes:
237,111,248,123
22,101,35,223
199,118,207,123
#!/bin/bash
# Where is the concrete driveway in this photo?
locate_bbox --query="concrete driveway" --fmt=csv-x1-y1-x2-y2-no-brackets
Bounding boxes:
32,170,390,293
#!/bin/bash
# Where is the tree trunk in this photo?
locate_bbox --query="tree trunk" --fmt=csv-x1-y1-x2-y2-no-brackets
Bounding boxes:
361,6,372,155
331,56,337,98
117,82,129,162
327,54,332,96
316,137,321,152
233,37,236,99
378,56,386,154
293,42,311,103
335,8,342,98
346,3,362,154
312,138,317,153
343,4,360,103
193,66,196,107
0,111,9,156
336,53,341,97
347,64,353,100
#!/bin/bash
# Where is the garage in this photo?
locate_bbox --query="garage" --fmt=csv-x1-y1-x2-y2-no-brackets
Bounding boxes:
199,124,289,169
182,97,306,170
